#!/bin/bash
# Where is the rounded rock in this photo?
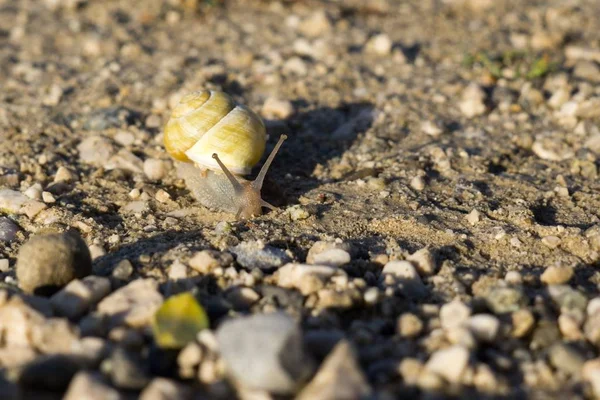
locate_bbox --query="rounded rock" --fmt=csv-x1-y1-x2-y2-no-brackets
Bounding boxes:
16,231,92,295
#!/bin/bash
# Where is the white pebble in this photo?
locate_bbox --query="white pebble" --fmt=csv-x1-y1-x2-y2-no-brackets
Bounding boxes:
144,159,166,181
42,191,56,203
262,98,294,119
365,33,393,55
468,314,500,342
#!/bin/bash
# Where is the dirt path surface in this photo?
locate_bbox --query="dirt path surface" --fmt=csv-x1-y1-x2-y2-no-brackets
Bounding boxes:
2,0,600,398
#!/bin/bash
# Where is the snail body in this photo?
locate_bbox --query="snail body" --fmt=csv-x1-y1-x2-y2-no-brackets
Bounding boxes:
164,90,286,219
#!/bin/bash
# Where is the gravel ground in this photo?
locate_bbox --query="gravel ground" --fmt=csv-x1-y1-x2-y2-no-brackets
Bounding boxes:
2,0,600,398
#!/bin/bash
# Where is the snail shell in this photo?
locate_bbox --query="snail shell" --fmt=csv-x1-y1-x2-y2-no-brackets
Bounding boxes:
164,90,286,219
164,90,266,175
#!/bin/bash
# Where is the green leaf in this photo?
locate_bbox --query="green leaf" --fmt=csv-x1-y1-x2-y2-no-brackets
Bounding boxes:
152,292,209,349
526,55,551,79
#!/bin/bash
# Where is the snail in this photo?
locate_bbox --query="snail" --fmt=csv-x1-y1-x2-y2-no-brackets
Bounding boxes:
164,90,287,219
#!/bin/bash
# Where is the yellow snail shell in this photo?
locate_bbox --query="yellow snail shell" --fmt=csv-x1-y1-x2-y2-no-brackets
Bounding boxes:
163,90,286,219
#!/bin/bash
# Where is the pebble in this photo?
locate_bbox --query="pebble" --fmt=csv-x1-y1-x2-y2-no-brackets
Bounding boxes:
588,297,600,317
540,264,573,285
144,158,167,181
485,286,528,314
0,296,45,348
0,346,37,369
112,259,134,281
0,217,20,242
309,248,351,267
584,314,600,346
230,241,291,270
298,11,331,38
425,345,470,383
261,97,294,119
459,83,486,118
145,114,162,129
63,371,122,400
548,343,585,376
31,317,79,354
188,250,233,274
466,209,481,225
50,276,111,319
548,285,587,313
573,60,600,82
307,241,352,264
282,57,308,76
558,313,584,340
583,359,600,398
42,191,56,203
216,312,315,393
97,279,163,328
0,189,28,213
364,33,393,55
225,287,260,309
381,260,427,298
285,205,311,221
407,248,436,276
511,309,535,338
468,314,500,342
140,378,191,400
24,184,43,200
43,83,63,106
54,166,75,183
77,136,116,166
541,235,561,249
296,340,371,400
177,342,203,374
121,201,148,214
277,263,337,295
168,260,188,280
421,120,443,137
16,231,92,295
0,258,9,272
18,354,83,391
108,347,150,390
410,176,425,191
398,313,424,338
440,299,471,331
531,137,574,161
114,130,136,146
155,189,171,203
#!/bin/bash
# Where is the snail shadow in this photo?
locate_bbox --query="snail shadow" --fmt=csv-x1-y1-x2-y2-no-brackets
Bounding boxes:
262,101,376,206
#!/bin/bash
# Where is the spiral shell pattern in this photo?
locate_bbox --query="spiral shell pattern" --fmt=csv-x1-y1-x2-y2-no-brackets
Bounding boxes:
164,90,266,175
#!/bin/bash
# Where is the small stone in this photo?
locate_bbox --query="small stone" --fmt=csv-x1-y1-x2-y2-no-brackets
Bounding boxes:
64,371,121,400
0,189,29,213
511,309,535,338
18,354,83,391
282,57,308,76
407,248,437,276
296,340,371,400
108,347,150,390
558,313,584,340
112,259,134,280
144,159,167,181
421,120,443,137
168,260,188,280
0,217,20,242
549,343,585,376
363,287,379,305
0,296,45,348
155,189,171,203
78,136,116,166
145,114,162,129
583,359,600,398
188,250,233,274
468,314,500,342
548,285,587,313
541,236,561,249
459,83,486,118
541,265,573,285
531,138,574,161
24,184,43,200
584,314,600,346
16,231,92,295
410,176,425,191
466,209,481,225
50,276,111,319
262,97,294,119
439,299,470,331
381,260,427,298
216,312,315,394
114,130,136,146
140,378,191,400
121,201,148,214
230,241,291,270
97,279,163,328
0,346,37,369
298,11,331,38
588,298,600,317
286,205,311,221
277,263,337,295
573,60,600,82
306,241,352,264
20,200,47,219
317,289,353,309
54,166,75,183
365,33,393,55
177,342,203,373
105,149,144,173
42,191,56,203
399,358,424,386
43,84,63,106
485,286,528,314
310,248,351,267
0,258,9,272
398,313,423,338
31,318,79,354
425,345,470,383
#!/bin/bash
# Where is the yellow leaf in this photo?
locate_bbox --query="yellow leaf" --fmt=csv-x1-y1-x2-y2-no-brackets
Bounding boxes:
152,292,209,349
